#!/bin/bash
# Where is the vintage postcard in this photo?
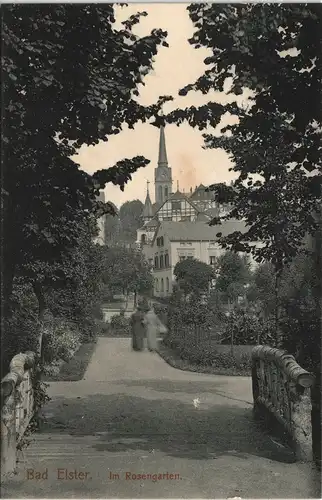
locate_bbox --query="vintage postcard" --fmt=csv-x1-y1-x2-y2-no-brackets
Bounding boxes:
1,2,321,499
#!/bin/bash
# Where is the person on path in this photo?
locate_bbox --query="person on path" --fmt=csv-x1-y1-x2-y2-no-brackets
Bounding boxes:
130,299,148,351
143,302,167,352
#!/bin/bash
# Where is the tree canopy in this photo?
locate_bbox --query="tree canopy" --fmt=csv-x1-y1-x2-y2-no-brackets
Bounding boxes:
214,251,252,303
119,200,144,243
174,257,215,297
2,4,169,316
166,4,321,270
102,246,153,298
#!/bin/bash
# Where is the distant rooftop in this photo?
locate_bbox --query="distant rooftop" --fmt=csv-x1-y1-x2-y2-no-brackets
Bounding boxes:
158,220,247,242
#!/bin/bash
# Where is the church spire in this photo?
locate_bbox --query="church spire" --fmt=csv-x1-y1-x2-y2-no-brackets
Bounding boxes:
158,125,168,168
142,180,153,221
155,122,172,205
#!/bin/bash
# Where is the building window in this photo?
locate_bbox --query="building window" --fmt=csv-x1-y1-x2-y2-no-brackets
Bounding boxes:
166,277,169,292
158,185,163,202
164,186,169,199
160,255,164,269
141,234,146,244
155,279,159,292
154,256,159,269
161,278,164,292
163,217,172,221
209,256,216,266
180,241,192,246
171,201,181,211
165,253,169,268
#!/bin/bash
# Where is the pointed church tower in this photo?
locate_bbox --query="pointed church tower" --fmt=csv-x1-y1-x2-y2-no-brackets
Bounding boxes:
154,125,172,205
142,181,153,222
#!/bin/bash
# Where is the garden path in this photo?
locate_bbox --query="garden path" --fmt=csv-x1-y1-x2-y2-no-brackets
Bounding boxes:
1,338,320,499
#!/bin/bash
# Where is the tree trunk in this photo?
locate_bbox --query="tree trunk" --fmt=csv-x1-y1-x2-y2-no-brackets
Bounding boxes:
274,272,283,348
257,312,262,345
2,192,15,317
311,203,322,469
2,245,17,321
32,282,46,361
230,325,234,356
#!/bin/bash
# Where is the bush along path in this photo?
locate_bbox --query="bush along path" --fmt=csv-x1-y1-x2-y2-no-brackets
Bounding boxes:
157,340,251,376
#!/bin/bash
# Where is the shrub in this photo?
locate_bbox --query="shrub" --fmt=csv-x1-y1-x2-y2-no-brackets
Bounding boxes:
211,352,251,371
220,306,276,346
43,318,81,363
1,283,40,377
110,313,130,335
153,303,168,326
96,320,111,336
164,337,252,373
178,343,216,366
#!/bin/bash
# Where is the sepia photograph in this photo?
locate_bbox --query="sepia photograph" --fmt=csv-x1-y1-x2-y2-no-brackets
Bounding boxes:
1,2,321,499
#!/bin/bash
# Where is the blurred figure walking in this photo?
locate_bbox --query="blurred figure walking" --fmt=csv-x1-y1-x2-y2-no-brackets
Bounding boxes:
144,302,167,352
130,298,149,351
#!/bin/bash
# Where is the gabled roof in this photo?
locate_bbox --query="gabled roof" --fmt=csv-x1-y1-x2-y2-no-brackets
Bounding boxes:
155,219,247,242
169,190,186,200
144,218,159,228
154,190,201,217
189,184,214,201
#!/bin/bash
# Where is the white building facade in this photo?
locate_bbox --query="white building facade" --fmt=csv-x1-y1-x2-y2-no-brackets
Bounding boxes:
150,220,261,298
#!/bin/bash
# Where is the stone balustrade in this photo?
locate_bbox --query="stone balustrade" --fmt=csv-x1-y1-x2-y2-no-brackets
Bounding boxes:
252,345,315,461
1,351,36,476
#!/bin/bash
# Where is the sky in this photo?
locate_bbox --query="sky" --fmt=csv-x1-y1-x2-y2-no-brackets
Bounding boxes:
73,4,248,208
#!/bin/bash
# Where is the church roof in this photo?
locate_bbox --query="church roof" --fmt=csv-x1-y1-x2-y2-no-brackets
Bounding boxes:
158,126,168,167
155,219,247,242
169,190,186,200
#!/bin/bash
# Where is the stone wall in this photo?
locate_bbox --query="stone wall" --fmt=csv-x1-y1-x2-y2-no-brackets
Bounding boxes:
252,345,315,461
1,351,36,476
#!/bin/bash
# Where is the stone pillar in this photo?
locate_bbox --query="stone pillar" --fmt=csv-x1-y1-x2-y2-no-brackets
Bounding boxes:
1,392,17,476
289,383,313,461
